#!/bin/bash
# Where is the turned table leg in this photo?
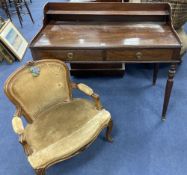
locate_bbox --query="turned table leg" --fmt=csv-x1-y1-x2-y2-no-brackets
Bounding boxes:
153,63,159,85
162,64,177,120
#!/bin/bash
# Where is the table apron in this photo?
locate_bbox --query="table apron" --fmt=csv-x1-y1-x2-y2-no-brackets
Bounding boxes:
31,48,180,63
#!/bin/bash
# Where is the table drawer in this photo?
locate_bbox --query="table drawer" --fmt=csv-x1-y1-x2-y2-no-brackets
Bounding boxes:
32,49,103,61
106,49,174,61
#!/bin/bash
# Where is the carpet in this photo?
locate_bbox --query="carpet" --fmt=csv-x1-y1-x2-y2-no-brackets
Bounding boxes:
0,1,187,175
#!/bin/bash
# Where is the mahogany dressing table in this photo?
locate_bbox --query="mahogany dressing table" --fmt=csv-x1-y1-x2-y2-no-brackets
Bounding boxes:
30,2,182,120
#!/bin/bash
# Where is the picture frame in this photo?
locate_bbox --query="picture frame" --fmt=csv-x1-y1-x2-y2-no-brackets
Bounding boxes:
0,20,28,61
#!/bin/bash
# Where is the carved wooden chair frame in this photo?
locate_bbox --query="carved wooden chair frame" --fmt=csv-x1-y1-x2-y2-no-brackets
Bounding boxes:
4,59,113,175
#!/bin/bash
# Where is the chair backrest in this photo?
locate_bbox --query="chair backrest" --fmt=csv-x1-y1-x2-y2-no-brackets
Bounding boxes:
4,59,72,122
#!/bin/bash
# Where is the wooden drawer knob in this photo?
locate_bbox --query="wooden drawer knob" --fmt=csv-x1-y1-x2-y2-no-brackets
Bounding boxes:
136,52,142,60
67,52,74,59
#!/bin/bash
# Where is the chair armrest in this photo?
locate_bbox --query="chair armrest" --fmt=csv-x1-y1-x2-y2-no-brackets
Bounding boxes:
12,108,24,135
12,108,33,156
77,83,94,96
72,83,103,110
12,115,24,135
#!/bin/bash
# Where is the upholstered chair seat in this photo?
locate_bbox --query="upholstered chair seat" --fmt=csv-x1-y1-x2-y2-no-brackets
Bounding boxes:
26,99,111,169
4,59,113,175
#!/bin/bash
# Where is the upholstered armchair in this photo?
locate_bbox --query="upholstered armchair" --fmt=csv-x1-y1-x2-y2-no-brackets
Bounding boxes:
4,59,113,175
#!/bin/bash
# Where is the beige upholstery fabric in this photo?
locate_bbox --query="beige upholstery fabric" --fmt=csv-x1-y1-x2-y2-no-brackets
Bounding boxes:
177,27,187,56
25,99,111,169
4,60,112,171
77,83,94,96
5,60,72,122
12,116,24,135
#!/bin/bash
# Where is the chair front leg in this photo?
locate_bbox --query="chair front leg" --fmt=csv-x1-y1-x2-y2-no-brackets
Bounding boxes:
105,119,113,142
35,168,46,175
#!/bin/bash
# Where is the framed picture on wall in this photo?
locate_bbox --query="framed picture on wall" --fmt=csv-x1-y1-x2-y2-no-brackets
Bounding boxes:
0,20,28,61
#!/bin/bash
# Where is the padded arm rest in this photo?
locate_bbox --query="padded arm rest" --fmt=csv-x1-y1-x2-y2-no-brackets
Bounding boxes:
77,83,94,96
72,83,103,110
12,108,24,135
12,116,24,135
12,108,33,156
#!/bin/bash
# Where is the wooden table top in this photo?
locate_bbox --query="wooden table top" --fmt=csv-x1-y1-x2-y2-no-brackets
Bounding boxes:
32,21,180,49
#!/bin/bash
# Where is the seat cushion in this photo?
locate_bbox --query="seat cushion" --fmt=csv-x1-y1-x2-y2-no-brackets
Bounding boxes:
24,99,111,169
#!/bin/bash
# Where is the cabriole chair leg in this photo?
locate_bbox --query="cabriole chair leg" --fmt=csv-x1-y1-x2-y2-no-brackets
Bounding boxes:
105,119,113,142
35,168,46,175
